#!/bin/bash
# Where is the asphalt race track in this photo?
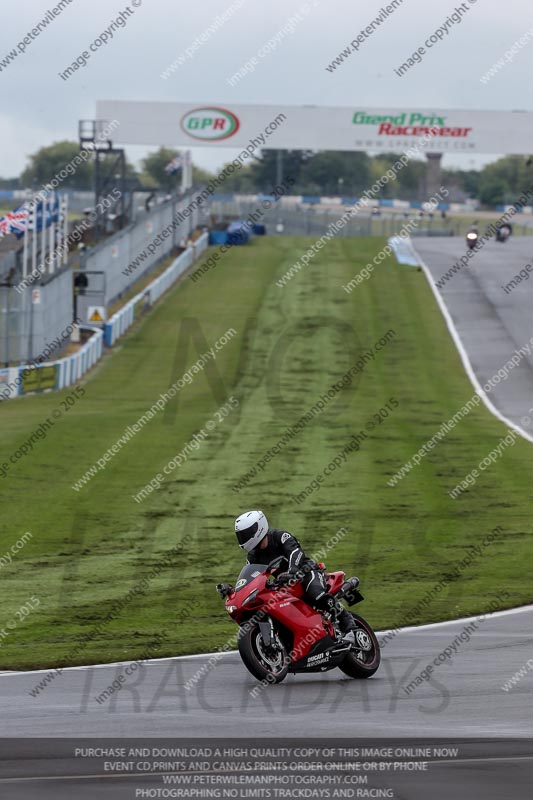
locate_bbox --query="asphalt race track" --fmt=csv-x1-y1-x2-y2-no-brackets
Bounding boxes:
412,235,533,434
1,606,532,736
0,607,532,797
0,739,532,800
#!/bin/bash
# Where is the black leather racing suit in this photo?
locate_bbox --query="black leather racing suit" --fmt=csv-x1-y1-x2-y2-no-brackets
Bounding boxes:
246,528,354,633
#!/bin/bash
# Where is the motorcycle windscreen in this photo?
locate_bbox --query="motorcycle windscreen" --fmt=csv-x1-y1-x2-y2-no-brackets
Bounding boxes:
234,563,268,591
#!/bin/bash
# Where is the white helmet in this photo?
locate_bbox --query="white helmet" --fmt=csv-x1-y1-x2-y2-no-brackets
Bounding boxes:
235,510,269,552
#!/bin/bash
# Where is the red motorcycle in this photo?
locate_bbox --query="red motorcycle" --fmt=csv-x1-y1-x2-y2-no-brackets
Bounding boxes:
216,557,380,683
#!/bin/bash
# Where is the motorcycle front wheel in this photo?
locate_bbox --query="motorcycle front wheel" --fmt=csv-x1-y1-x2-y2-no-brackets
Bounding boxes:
238,622,289,684
338,612,380,679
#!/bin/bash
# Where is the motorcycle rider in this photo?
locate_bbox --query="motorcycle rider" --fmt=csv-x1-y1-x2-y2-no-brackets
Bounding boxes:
234,510,357,641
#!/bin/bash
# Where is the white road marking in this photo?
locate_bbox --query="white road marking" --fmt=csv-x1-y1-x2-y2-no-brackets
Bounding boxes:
408,237,533,444
1,604,532,678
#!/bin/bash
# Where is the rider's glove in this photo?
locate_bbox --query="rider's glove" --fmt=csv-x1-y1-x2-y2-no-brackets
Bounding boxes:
288,567,306,582
216,583,233,598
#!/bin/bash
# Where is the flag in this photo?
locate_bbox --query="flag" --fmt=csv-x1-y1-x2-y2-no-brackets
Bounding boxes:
58,195,67,223
0,206,29,239
165,155,182,175
34,200,46,233
0,194,62,240
0,217,10,237
48,193,60,224
6,209,29,234
28,196,58,234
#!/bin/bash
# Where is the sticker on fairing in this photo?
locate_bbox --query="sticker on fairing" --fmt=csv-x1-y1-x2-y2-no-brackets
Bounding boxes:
251,571,261,577
235,578,247,590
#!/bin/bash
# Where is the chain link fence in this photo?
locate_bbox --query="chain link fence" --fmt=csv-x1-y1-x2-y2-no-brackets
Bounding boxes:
83,189,209,305
211,199,533,238
0,189,209,365
0,267,72,366
210,199,455,237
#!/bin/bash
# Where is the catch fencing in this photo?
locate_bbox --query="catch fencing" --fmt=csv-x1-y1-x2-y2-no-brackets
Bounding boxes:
0,233,208,399
210,198,454,237
211,198,533,238
0,267,73,366
84,189,209,305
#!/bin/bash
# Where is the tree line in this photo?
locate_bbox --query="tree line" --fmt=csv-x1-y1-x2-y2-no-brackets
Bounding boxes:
2,142,532,207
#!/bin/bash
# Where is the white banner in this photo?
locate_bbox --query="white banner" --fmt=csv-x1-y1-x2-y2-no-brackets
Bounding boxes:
96,101,533,155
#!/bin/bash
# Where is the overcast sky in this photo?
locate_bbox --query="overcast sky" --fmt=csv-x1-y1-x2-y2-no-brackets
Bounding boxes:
1,0,533,178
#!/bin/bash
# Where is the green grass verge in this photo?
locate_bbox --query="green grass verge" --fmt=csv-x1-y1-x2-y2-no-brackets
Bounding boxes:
0,235,532,670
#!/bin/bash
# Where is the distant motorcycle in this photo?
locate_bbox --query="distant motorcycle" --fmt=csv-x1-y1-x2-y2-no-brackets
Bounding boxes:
496,223,512,242
466,229,479,250
216,556,380,684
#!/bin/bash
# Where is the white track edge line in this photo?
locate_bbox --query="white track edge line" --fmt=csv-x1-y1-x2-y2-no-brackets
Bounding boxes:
1,603,532,678
408,237,533,444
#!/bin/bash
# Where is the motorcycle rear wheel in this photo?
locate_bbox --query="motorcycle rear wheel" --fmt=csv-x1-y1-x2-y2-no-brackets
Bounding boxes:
338,612,380,679
238,623,289,684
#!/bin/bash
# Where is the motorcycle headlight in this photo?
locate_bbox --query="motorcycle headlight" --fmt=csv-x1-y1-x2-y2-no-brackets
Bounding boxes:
226,605,237,614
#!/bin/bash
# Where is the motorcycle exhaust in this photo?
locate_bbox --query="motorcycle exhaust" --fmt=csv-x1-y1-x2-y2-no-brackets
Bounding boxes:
337,577,364,606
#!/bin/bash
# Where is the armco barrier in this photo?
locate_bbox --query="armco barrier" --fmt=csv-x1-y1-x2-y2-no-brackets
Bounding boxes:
0,326,103,402
104,232,208,347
